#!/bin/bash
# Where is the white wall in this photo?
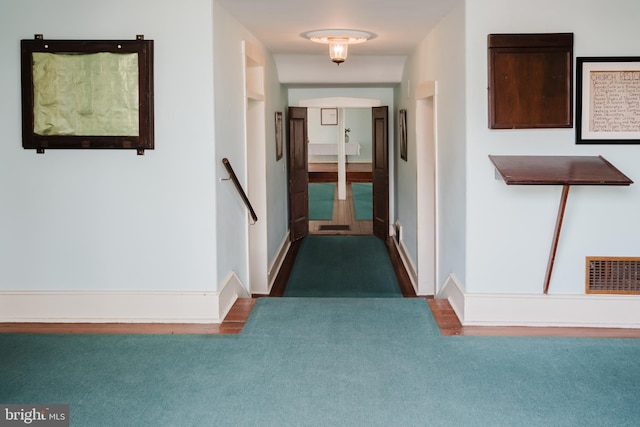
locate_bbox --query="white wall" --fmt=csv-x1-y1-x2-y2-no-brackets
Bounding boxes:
289,87,396,220
0,0,289,319
0,0,217,292
399,1,467,289
307,108,372,163
264,64,290,277
212,1,252,289
465,0,640,294
345,109,373,163
308,108,340,143
213,2,288,290
288,88,395,113
275,54,406,85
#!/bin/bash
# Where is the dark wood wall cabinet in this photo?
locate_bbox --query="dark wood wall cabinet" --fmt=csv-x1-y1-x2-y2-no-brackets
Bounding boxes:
488,33,573,129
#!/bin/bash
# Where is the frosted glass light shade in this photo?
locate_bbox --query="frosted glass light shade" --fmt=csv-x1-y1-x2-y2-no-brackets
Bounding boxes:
329,38,348,64
303,29,375,65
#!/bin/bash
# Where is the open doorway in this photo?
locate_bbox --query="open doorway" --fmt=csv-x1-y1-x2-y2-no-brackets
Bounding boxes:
273,104,403,298
307,107,373,235
288,103,389,242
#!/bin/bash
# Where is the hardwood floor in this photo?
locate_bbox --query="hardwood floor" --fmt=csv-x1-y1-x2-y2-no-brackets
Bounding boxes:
3,295,640,338
309,162,372,183
427,298,640,338
2,230,640,338
308,162,373,235
309,182,373,236
6,296,639,338
0,299,256,335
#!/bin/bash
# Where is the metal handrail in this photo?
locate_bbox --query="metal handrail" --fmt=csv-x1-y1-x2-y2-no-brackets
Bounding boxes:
221,158,258,222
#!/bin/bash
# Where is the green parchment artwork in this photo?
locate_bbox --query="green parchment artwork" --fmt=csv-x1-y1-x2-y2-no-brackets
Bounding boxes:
32,52,139,136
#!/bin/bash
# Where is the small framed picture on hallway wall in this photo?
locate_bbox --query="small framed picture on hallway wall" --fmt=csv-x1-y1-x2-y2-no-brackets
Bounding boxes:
321,108,338,125
275,111,283,160
400,109,407,161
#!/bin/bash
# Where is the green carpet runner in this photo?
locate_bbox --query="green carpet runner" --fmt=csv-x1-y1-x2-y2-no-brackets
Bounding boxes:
284,235,401,297
308,183,335,220
2,298,639,426
351,182,372,220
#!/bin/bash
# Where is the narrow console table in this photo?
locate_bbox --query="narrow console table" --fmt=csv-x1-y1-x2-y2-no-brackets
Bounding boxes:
489,155,633,294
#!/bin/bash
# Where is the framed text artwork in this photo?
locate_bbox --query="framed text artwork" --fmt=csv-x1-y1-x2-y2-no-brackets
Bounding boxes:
320,108,337,125
576,57,640,144
21,35,154,154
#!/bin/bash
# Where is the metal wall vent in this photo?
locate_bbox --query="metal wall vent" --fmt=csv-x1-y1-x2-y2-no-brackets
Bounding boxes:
319,225,350,231
586,257,640,294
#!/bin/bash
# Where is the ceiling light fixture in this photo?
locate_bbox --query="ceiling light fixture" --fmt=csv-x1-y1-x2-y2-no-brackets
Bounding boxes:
303,29,375,65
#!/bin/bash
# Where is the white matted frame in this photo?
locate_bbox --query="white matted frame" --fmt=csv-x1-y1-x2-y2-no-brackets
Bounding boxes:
320,108,337,125
576,56,640,144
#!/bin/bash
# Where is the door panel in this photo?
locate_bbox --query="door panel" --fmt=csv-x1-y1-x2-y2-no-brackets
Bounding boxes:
288,107,309,241
372,106,389,240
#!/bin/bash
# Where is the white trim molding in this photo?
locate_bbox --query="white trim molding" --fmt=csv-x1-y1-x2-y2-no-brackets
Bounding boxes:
438,274,640,329
392,233,418,294
298,96,382,108
415,80,436,100
266,232,291,294
274,54,406,85
0,271,248,324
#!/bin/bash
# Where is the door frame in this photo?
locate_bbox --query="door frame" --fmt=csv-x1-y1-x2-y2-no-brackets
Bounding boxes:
287,106,309,242
289,97,391,240
244,41,266,295
415,81,438,295
372,106,389,240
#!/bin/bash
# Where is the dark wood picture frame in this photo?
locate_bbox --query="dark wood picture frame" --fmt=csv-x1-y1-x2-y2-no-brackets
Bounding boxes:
275,111,283,160
487,33,573,129
399,109,407,161
576,56,640,144
21,35,154,154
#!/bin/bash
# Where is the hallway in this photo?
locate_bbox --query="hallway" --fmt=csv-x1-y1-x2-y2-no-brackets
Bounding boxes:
281,235,400,297
309,182,373,235
269,233,417,299
308,162,373,236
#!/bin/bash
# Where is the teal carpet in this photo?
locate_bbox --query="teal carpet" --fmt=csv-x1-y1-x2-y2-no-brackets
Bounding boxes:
2,298,640,426
352,182,372,220
284,235,401,297
308,183,335,220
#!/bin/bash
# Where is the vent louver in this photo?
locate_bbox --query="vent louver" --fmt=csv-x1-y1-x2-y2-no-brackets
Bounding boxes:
586,257,640,294
319,225,350,231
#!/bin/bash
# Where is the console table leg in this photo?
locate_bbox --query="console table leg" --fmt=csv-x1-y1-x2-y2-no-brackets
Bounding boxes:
543,184,570,294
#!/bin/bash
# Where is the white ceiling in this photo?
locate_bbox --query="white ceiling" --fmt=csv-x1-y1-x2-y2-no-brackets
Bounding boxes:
216,0,461,84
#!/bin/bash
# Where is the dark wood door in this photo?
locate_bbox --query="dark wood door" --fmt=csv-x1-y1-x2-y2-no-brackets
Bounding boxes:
372,106,389,240
287,107,309,242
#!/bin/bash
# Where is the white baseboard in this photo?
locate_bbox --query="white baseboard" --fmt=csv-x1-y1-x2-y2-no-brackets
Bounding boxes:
438,274,466,321
392,237,418,294
437,274,640,329
265,232,290,295
0,271,248,324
